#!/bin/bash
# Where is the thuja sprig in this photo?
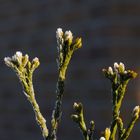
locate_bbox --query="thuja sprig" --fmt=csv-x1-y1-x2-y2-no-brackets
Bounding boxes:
4,28,82,140
56,28,82,80
71,102,95,140
116,117,125,138
49,28,82,140
103,62,139,140
4,29,139,140
4,52,49,139
120,106,140,140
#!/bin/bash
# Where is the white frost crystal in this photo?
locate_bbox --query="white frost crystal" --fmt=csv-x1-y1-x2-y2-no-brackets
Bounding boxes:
124,70,127,74
113,62,125,73
4,57,12,67
73,102,79,108
56,28,63,40
4,57,11,63
64,30,73,41
4,51,22,66
33,57,39,62
15,51,22,58
4,51,23,67
32,57,40,69
114,62,119,71
13,51,23,64
108,66,113,75
133,106,139,112
56,28,73,42
99,137,106,140
4,51,30,69
133,106,140,117
56,28,64,52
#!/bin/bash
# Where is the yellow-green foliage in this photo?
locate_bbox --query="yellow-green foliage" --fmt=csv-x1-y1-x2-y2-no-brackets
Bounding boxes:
4,28,139,140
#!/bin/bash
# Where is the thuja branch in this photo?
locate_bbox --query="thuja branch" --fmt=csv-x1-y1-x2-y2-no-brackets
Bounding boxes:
71,63,139,140
116,117,125,138
103,62,138,140
71,102,95,140
120,106,140,140
4,28,82,140
48,28,82,140
4,52,49,139
4,29,140,140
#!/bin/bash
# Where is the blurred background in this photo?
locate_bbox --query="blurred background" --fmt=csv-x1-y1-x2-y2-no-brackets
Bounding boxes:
0,0,140,140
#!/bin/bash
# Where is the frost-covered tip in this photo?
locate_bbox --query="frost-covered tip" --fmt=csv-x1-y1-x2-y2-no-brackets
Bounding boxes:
64,30,73,41
108,67,113,75
4,57,11,63
73,102,82,113
15,51,23,58
4,51,23,67
4,57,12,67
32,57,40,69
133,106,140,117
73,102,79,108
12,51,23,63
72,114,79,119
114,62,119,70
124,70,127,74
99,137,106,140
56,28,63,40
32,57,39,62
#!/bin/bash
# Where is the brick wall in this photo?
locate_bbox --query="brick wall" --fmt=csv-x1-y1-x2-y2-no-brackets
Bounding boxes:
0,0,140,140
